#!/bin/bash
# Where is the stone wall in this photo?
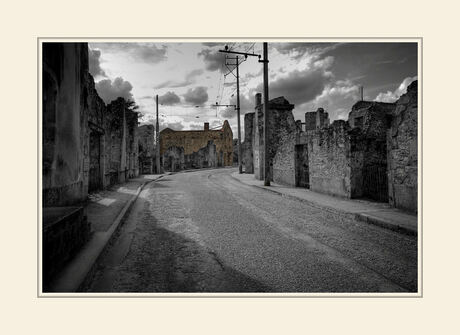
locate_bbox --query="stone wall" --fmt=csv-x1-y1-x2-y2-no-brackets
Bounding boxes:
272,131,297,186
308,120,352,197
387,80,418,212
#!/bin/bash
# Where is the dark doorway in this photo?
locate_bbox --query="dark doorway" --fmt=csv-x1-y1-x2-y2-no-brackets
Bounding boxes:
295,144,309,188
362,165,388,202
89,131,102,192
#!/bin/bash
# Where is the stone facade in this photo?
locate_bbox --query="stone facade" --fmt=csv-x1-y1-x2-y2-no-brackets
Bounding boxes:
387,80,418,212
160,121,233,172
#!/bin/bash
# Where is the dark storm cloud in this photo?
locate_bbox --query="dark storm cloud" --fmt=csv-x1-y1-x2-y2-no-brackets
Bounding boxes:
92,43,168,63
95,77,133,104
220,107,236,119
255,67,332,106
154,68,204,89
183,86,209,105
197,49,226,72
159,91,181,105
88,48,106,78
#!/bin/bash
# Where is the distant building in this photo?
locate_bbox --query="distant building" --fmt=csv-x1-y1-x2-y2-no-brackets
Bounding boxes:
160,121,233,172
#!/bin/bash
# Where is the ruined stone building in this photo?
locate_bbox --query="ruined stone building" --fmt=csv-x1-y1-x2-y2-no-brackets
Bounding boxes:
243,82,418,213
138,124,156,174
159,121,233,172
42,42,139,287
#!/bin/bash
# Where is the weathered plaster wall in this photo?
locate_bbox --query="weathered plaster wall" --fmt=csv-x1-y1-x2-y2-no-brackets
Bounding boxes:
387,80,418,212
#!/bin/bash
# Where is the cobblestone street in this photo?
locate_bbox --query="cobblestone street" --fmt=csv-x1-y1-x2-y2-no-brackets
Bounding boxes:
85,168,417,293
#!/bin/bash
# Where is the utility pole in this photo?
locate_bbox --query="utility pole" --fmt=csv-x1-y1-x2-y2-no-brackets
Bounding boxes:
155,94,160,174
260,42,270,186
218,44,270,184
222,56,242,174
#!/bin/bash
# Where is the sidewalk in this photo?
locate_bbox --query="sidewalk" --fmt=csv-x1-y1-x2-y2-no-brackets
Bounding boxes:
231,172,418,236
46,174,167,293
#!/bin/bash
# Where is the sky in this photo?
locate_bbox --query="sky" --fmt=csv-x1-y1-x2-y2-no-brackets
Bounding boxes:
88,42,418,139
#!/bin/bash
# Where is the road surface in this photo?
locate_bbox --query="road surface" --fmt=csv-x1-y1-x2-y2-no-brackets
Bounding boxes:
84,168,417,293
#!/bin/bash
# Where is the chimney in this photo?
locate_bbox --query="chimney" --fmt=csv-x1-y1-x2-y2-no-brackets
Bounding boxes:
204,122,209,131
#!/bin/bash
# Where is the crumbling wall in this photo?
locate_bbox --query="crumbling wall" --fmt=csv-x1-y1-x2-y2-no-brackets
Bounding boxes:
272,131,297,186
185,140,217,169
348,102,393,201
308,120,352,197
387,80,418,212
163,146,185,172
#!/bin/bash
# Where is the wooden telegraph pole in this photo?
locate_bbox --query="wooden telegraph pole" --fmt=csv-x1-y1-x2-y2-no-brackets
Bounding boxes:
155,94,160,174
260,42,270,186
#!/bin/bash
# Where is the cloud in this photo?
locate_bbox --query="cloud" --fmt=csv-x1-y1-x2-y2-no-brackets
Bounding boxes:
198,49,226,72
183,86,208,105
299,79,360,121
88,48,106,78
91,43,167,64
272,42,342,60
160,120,184,131
153,68,204,89
255,59,334,106
159,91,181,105
95,77,133,104
201,42,224,47
220,107,236,119
374,76,418,103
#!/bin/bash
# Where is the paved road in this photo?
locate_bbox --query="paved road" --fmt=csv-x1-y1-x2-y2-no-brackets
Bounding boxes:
85,168,417,293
